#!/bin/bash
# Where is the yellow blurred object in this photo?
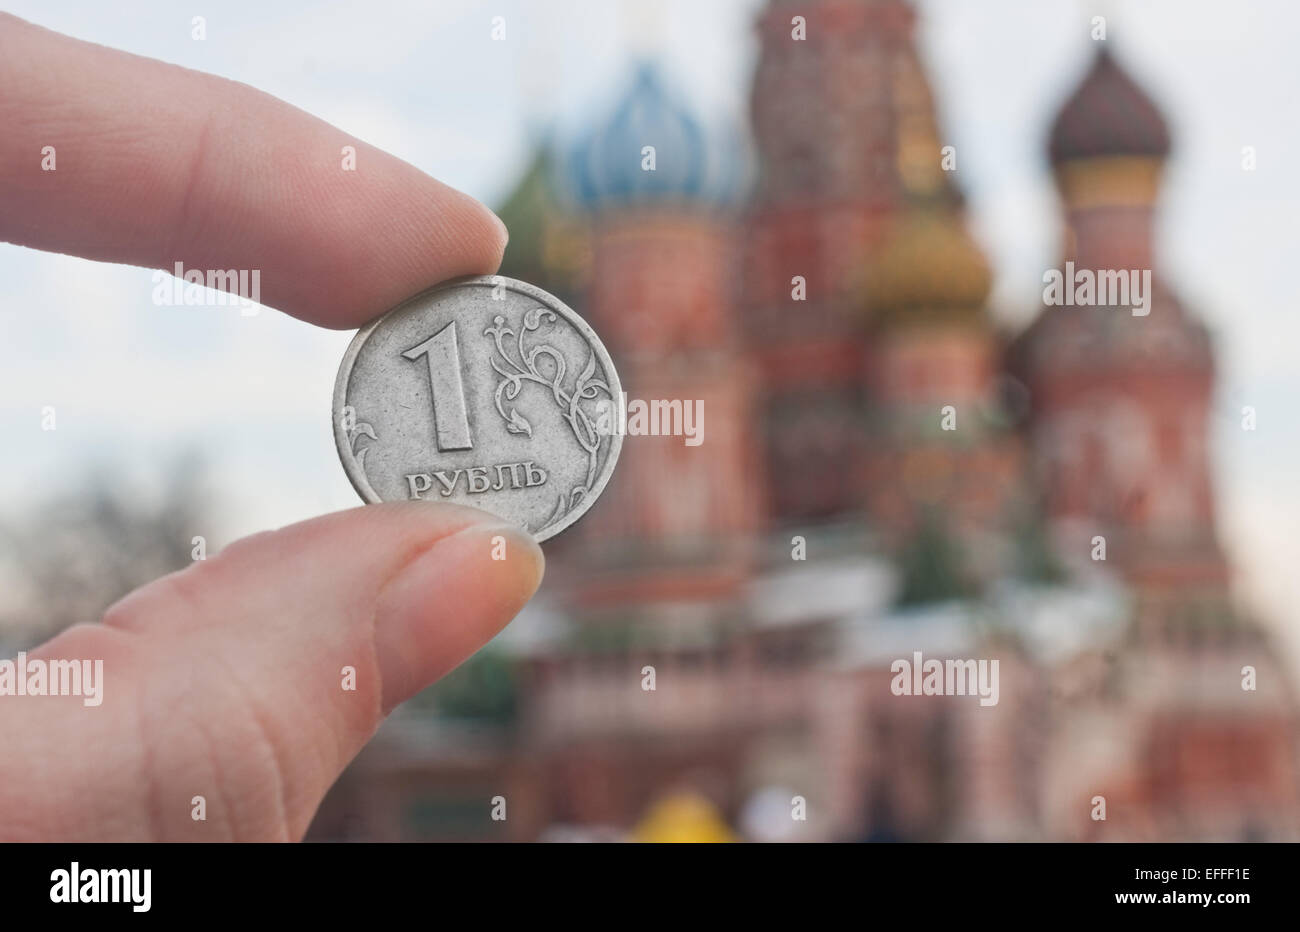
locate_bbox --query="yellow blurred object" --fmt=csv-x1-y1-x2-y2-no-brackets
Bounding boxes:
632,791,736,844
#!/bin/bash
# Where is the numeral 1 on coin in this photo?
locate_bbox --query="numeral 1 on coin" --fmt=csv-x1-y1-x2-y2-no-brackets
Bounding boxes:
403,322,473,451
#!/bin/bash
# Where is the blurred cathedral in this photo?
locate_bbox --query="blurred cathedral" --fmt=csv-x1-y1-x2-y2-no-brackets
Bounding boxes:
309,0,1299,842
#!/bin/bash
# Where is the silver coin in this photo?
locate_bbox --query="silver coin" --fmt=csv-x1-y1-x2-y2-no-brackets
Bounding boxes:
333,275,623,542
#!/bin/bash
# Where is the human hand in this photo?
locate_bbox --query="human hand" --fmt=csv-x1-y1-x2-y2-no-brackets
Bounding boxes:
0,13,542,841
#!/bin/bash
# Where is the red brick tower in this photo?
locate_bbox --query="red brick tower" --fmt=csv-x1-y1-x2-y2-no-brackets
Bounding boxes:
562,63,762,604
1020,49,1299,840
742,0,922,522
1017,48,1229,621
861,203,1022,551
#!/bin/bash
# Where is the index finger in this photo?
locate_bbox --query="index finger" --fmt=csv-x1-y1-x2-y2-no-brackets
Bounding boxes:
0,13,507,329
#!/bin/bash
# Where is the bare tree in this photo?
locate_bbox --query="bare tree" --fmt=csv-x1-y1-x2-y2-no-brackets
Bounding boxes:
0,454,213,651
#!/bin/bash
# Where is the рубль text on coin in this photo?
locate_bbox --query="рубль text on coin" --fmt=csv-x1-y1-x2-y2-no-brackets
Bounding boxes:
405,461,549,499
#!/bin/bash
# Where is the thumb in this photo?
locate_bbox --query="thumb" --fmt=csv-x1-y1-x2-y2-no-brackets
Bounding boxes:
0,502,543,841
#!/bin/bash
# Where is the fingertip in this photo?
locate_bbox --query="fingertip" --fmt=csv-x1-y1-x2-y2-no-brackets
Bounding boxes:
450,188,509,276
497,524,545,602
371,519,543,712
487,204,510,259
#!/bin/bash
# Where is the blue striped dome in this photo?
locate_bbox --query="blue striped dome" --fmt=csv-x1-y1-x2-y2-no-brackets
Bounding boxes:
571,63,726,208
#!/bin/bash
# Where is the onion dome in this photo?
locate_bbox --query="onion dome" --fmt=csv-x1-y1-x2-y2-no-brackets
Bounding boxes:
570,62,734,208
495,144,589,302
1049,48,1171,164
864,207,992,324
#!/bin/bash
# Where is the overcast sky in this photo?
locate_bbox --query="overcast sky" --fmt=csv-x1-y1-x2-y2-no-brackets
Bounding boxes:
2,0,1297,664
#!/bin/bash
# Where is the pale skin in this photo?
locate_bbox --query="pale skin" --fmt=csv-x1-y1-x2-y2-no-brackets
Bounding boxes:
0,14,543,840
